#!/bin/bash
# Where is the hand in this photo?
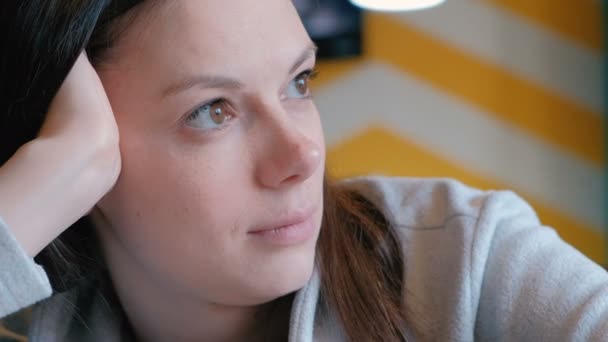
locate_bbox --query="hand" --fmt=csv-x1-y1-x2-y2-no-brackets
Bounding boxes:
0,52,121,256
39,53,119,153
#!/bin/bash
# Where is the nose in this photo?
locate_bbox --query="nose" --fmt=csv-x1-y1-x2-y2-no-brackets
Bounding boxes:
254,107,323,188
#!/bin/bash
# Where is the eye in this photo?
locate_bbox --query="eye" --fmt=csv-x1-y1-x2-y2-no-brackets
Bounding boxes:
185,99,233,130
285,69,318,99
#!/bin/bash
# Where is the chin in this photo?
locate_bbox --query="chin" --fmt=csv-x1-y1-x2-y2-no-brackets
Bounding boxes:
247,245,317,305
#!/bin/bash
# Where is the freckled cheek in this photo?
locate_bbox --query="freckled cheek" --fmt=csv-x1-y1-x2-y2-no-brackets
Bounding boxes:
106,118,252,231
102,171,241,259
169,175,233,226
124,151,247,231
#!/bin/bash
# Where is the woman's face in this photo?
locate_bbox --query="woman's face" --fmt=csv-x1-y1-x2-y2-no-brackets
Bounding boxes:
95,0,325,306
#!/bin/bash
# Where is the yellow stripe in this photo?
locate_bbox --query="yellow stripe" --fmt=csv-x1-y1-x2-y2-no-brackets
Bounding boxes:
327,126,605,263
364,13,603,166
486,0,602,51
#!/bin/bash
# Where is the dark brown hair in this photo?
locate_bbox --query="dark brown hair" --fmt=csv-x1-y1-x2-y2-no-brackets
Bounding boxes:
0,1,408,340
320,179,409,340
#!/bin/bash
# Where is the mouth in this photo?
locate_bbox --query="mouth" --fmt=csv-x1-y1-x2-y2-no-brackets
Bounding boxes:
248,206,318,246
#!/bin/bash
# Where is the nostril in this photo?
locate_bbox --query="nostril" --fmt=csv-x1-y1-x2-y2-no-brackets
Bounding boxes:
281,174,301,185
266,139,322,188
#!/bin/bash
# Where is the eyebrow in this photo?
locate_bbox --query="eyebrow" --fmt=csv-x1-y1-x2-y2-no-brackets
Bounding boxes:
162,43,318,98
289,43,318,75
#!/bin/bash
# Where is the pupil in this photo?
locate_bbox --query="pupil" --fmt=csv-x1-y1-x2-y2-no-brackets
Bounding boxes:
210,103,225,124
297,78,307,94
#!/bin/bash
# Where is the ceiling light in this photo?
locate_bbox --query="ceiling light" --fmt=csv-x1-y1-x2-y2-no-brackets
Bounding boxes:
349,0,446,12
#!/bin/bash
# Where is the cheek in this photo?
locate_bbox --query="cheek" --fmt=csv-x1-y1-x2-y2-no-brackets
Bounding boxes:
98,132,249,252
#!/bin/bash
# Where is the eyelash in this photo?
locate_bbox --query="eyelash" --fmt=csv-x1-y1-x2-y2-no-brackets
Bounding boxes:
301,68,319,82
184,68,319,130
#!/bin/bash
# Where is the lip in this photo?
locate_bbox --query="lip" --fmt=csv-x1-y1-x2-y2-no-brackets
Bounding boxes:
248,206,317,246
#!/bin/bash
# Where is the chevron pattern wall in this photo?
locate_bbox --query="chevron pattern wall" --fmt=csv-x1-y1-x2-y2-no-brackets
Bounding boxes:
0,2,604,340
316,0,604,262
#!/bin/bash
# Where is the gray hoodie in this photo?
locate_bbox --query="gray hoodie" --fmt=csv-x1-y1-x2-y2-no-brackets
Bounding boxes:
1,176,608,341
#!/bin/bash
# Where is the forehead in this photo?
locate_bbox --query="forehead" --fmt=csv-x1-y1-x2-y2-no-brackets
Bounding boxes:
109,0,311,77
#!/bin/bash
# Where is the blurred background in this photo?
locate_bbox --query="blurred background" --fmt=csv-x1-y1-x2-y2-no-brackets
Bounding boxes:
295,0,605,264
0,0,604,339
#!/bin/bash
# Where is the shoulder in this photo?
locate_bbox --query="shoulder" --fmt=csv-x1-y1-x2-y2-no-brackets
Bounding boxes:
339,175,537,231
339,176,558,339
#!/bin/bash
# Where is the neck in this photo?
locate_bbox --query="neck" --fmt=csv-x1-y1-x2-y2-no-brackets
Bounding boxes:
95,229,293,342
122,289,293,342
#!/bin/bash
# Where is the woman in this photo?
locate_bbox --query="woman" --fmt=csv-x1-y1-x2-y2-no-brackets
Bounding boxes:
1,1,607,341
